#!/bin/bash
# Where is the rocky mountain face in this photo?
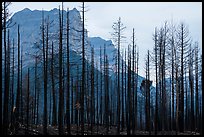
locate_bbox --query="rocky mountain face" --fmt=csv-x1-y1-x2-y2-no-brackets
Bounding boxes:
3,8,153,117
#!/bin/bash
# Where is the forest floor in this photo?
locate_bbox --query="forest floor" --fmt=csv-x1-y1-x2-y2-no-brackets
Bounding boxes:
10,124,200,135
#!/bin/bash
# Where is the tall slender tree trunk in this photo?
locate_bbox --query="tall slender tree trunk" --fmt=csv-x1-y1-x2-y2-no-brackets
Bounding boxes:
34,56,37,125
7,29,10,134
71,77,74,125
127,46,132,135
171,35,175,131
117,21,121,135
179,24,184,132
42,10,47,135
100,46,103,125
105,55,109,135
132,28,135,134
3,28,9,135
58,4,64,135
0,3,6,134
75,66,79,133
147,50,151,135
91,48,95,134
51,42,57,126
26,68,30,135
10,38,15,127
20,43,23,124
154,28,158,135
15,25,20,132
195,45,199,132
2,3,7,134
96,63,99,133
185,69,188,131
66,8,70,135
135,49,139,133
121,51,124,131
162,24,167,131
124,50,128,133
81,2,85,134
36,75,39,126
175,61,179,134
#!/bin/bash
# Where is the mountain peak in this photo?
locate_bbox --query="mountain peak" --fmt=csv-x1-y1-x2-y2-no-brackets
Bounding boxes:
70,7,80,16
51,8,58,11
22,8,31,12
72,7,78,11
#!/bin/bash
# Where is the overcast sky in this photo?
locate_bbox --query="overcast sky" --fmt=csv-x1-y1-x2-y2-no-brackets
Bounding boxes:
9,2,202,77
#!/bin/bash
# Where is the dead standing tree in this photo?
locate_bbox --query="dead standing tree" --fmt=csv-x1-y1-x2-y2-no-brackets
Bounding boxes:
111,17,126,135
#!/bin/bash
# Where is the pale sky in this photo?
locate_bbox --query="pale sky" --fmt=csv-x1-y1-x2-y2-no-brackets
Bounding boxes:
9,2,202,78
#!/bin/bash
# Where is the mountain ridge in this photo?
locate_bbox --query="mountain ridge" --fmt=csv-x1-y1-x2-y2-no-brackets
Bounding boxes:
2,7,158,123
